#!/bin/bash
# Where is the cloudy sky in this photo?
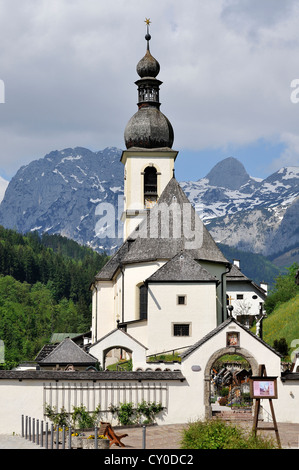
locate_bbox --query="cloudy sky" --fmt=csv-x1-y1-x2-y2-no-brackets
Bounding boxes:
1,0,299,185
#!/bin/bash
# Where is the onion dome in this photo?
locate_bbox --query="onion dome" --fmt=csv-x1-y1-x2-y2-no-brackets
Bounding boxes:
124,20,174,150
136,49,160,78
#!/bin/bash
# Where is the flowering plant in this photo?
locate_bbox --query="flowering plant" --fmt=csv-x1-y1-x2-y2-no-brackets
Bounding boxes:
87,434,108,440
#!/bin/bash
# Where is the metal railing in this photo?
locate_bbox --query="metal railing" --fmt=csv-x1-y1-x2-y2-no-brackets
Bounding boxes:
21,414,148,449
146,345,193,362
21,415,109,449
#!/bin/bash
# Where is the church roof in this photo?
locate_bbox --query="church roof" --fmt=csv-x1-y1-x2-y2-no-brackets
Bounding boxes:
180,317,281,360
122,178,228,264
94,178,228,281
146,251,219,283
226,264,250,282
36,338,97,366
94,240,130,281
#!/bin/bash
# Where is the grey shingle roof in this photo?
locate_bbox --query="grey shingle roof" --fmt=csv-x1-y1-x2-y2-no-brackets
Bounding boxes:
35,344,57,362
94,178,228,281
37,338,97,365
226,264,250,281
94,240,130,281
0,370,185,381
146,251,219,283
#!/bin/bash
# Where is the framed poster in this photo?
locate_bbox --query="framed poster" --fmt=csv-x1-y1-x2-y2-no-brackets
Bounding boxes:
250,377,278,399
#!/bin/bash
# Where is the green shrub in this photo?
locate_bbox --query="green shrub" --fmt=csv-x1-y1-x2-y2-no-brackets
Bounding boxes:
181,419,278,449
220,386,229,397
45,403,101,430
109,402,135,426
136,401,164,424
44,404,69,428
273,337,289,357
109,401,164,426
71,404,101,429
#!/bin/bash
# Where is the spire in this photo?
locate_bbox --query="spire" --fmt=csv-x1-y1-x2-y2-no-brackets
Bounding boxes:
145,18,151,51
136,20,160,84
124,20,174,150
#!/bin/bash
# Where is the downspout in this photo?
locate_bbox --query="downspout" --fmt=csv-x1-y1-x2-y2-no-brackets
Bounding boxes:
221,263,232,323
91,282,98,343
120,263,125,324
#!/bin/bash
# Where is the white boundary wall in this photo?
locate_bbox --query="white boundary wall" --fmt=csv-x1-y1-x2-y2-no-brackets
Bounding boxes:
0,371,299,435
1,319,299,434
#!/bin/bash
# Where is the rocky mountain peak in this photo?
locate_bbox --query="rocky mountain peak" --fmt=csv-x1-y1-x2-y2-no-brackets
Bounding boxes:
205,157,250,190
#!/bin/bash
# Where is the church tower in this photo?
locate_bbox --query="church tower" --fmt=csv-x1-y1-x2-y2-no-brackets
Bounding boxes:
121,20,178,239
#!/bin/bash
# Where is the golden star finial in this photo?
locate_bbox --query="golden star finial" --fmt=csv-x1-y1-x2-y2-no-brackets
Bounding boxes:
145,18,151,25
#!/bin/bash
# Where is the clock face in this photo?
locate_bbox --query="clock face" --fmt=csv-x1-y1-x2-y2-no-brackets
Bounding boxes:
145,195,157,209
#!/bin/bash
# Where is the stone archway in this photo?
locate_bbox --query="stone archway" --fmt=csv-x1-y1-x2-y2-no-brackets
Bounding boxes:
103,345,133,370
88,328,148,371
204,347,259,419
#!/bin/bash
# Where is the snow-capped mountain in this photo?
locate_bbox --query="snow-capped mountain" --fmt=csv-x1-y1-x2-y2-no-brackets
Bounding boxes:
181,158,299,261
181,159,299,224
0,150,299,263
0,147,124,253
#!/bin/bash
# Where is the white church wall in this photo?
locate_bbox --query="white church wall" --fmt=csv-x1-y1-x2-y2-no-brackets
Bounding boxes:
199,261,227,324
146,282,217,356
92,281,115,343
125,321,148,354
123,261,165,323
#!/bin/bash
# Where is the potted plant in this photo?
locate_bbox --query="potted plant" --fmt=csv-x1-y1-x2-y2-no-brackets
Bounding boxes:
70,431,84,449
82,434,110,449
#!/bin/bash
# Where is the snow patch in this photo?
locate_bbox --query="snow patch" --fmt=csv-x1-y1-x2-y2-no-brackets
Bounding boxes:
60,155,82,164
70,174,83,184
110,186,122,193
53,169,69,183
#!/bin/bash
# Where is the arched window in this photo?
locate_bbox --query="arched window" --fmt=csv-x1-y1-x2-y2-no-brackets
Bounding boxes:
144,166,157,196
139,284,148,320
144,166,158,208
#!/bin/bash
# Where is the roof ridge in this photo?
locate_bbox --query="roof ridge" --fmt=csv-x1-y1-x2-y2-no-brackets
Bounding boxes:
146,250,219,283
39,337,97,364
181,317,281,360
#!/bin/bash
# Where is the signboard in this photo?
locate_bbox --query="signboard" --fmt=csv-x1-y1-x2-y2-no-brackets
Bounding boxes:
250,376,278,399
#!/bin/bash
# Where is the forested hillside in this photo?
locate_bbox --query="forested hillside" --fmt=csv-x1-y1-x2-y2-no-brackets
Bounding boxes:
0,226,108,368
218,243,283,288
255,263,299,361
